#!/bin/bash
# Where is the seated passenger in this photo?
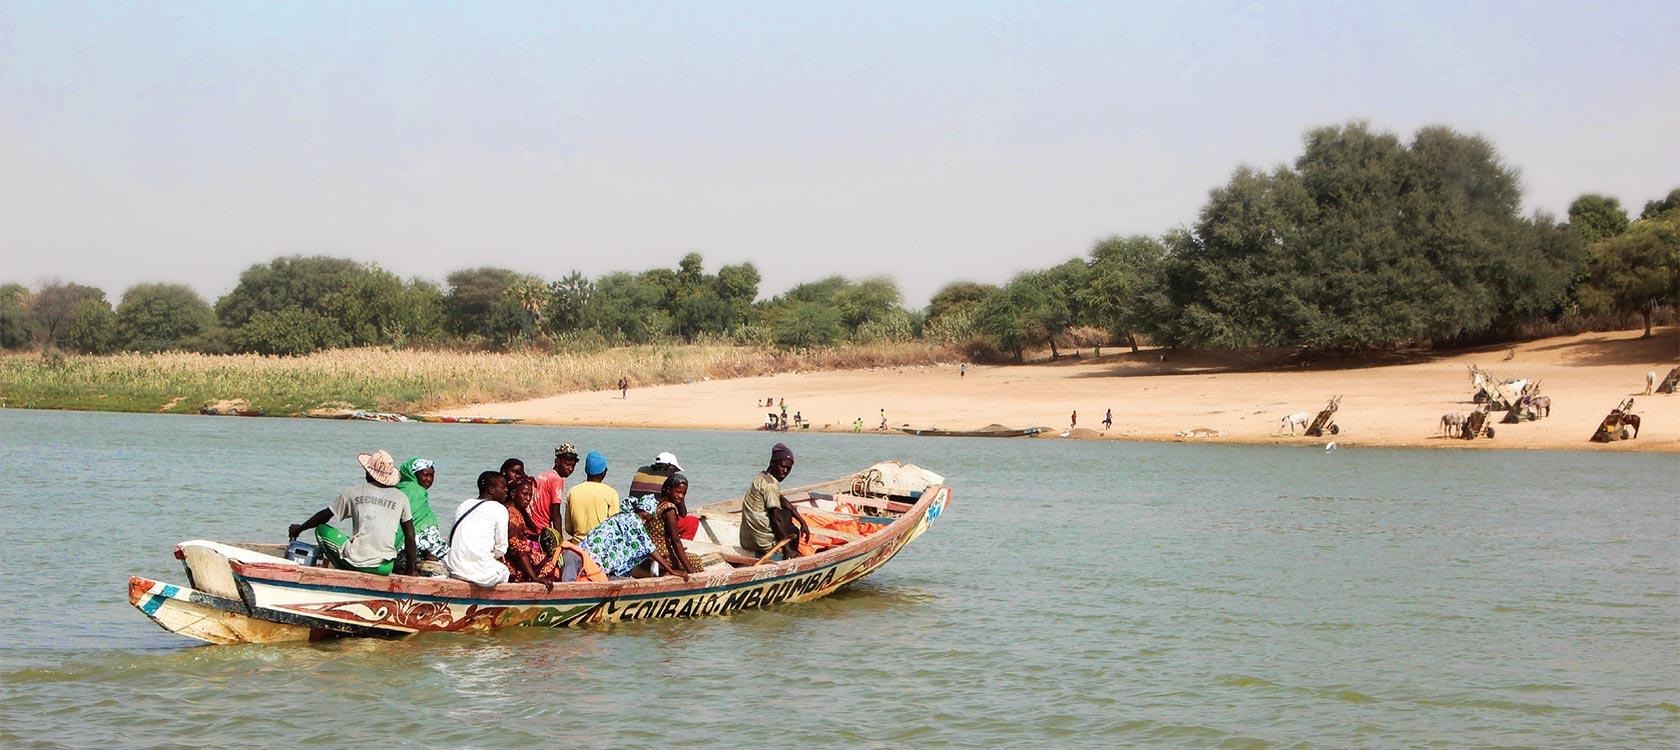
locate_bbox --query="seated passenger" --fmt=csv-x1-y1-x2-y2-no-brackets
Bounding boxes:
738,443,809,560
288,449,417,576
629,451,698,540
503,476,564,585
579,496,687,579
564,451,619,541
645,473,699,575
396,457,450,561
444,471,513,587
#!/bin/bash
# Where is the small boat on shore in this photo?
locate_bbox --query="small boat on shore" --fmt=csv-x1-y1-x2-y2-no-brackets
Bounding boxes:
409,414,524,424
129,462,950,645
349,411,411,422
898,425,1044,438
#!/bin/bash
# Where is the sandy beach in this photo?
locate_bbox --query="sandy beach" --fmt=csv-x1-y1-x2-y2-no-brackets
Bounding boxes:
446,328,1680,452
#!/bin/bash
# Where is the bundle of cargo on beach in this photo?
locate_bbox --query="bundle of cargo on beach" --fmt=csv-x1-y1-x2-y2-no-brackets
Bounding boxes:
129,462,950,645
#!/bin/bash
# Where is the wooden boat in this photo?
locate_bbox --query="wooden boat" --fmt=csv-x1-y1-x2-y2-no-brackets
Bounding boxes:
129,462,951,645
897,425,1044,438
408,414,524,424
348,411,411,422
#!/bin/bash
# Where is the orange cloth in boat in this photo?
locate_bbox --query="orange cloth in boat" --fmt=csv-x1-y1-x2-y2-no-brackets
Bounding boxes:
559,540,607,583
808,516,866,538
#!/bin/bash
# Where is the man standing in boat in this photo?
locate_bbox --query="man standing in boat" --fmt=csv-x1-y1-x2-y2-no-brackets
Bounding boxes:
739,443,808,560
288,449,419,576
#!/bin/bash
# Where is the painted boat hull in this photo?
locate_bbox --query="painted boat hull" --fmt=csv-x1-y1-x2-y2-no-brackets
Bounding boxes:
130,464,950,645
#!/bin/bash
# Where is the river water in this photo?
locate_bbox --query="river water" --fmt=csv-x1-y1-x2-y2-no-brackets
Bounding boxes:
0,408,1674,747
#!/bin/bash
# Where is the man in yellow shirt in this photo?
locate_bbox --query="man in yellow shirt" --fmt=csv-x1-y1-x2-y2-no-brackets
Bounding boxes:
565,450,619,541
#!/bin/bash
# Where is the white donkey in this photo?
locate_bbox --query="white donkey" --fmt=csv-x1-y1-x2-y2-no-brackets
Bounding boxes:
1439,412,1466,437
1280,411,1311,435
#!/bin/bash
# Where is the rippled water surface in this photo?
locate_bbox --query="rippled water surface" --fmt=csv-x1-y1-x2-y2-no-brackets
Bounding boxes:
1,409,1675,748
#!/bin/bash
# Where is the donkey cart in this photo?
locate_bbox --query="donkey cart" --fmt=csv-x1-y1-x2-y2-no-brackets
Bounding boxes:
1303,396,1342,437
1589,398,1641,443
1460,408,1495,440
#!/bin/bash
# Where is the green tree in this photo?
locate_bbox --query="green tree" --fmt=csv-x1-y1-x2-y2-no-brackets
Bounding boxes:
444,267,534,343
65,295,118,353
1568,194,1630,244
772,302,844,348
115,283,214,351
1083,235,1169,352
1156,122,1552,350
546,272,594,334
1579,208,1680,337
215,256,365,328
1640,188,1680,220
27,281,107,350
926,281,995,323
0,283,33,348
233,307,348,355
715,262,761,330
582,272,668,343
975,280,1051,362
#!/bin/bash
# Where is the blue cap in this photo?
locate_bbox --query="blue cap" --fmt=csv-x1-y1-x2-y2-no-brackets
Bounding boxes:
584,450,608,476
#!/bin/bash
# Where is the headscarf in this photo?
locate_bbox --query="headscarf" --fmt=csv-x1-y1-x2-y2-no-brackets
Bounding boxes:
397,457,440,531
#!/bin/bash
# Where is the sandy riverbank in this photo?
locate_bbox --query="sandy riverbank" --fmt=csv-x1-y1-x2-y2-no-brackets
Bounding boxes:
445,328,1680,452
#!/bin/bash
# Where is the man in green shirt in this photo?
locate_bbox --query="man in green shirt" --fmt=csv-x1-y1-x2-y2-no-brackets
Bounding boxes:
289,449,419,576
739,442,800,558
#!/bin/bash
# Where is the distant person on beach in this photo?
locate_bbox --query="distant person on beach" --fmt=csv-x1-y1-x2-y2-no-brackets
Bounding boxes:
443,471,511,587
1103,409,1113,430
288,449,417,576
1647,371,1657,395
396,457,449,562
619,376,629,399
531,443,578,535
879,408,887,430
740,443,807,560
960,363,966,378
565,451,619,541
1071,411,1077,428
853,417,863,433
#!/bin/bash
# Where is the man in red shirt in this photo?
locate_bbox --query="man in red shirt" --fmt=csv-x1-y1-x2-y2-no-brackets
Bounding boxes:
531,443,578,534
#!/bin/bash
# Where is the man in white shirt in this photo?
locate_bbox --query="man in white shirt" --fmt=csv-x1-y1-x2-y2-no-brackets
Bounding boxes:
444,471,511,587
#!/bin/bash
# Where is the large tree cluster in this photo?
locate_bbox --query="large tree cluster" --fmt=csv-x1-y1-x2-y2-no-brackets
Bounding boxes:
4,122,1672,357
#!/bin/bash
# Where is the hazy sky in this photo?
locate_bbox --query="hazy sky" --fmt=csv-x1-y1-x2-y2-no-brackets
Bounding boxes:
3,1,1676,306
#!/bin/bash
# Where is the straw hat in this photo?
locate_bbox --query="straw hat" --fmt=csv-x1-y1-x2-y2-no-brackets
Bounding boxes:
357,449,400,485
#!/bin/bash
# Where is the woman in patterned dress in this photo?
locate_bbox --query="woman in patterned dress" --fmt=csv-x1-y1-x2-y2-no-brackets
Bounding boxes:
504,477,562,583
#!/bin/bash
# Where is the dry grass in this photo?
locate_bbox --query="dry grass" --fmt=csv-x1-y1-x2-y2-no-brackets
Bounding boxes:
0,342,961,415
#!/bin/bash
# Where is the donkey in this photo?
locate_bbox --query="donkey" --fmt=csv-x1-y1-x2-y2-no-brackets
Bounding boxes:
1281,411,1310,435
1530,395,1551,418
1439,412,1466,437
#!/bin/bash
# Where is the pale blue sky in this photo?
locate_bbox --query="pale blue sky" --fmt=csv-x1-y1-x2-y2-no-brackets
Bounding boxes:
3,1,1676,305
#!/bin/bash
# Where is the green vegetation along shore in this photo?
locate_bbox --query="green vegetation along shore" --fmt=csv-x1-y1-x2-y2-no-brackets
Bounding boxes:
0,343,958,416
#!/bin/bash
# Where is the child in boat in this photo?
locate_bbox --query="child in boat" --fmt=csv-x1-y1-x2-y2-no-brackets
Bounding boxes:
288,449,418,576
645,473,698,575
